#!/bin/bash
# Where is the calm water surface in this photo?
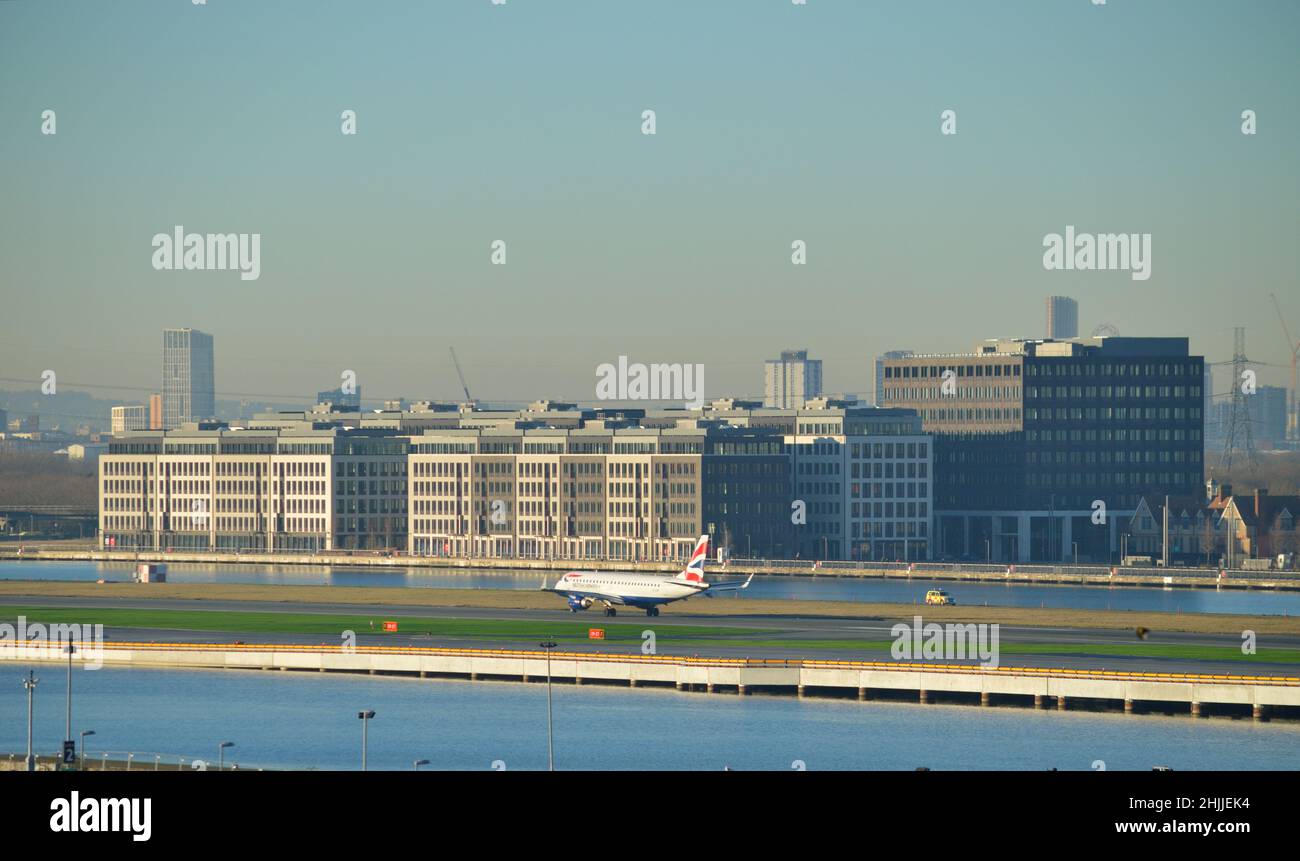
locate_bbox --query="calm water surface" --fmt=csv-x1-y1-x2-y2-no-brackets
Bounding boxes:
3,560,1298,616
2,665,1297,771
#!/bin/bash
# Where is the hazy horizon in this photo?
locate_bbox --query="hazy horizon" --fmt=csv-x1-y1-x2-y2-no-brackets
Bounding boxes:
3,0,1298,409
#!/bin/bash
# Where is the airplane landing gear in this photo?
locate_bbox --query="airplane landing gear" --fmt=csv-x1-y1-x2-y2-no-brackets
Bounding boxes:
603,606,617,617
645,607,659,617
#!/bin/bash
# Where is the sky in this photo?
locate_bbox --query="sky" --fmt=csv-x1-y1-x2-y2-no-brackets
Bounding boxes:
1,0,1297,410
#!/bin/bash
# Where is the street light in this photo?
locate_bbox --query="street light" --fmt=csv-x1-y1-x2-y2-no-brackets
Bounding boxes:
23,671,38,772
79,730,95,770
539,638,558,772
413,759,430,771
358,710,375,771
127,753,135,772
218,741,234,771
64,643,75,761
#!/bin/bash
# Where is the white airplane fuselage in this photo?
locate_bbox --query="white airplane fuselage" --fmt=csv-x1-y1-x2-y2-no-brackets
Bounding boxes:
555,570,703,612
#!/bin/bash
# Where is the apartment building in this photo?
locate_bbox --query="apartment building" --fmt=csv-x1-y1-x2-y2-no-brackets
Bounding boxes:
764,350,823,409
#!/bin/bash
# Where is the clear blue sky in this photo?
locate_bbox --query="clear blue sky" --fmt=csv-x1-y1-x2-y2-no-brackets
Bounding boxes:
2,0,1297,406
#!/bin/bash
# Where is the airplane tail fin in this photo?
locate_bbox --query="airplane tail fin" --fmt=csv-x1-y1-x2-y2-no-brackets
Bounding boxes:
676,535,709,582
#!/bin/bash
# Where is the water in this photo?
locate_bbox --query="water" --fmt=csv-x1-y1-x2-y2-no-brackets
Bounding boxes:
3,559,1299,616
2,665,1297,771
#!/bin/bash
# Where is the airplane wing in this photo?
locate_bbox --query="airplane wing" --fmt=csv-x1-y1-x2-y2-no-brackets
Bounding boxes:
540,580,628,606
701,574,753,595
572,591,627,606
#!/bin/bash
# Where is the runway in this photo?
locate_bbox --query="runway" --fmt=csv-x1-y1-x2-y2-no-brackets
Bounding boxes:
5,592,1298,678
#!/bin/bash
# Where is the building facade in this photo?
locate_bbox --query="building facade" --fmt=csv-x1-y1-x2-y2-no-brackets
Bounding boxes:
111,405,148,434
874,351,913,407
317,385,362,410
162,328,215,429
100,399,933,562
1046,296,1079,339
764,350,823,409
99,423,407,552
880,337,1204,563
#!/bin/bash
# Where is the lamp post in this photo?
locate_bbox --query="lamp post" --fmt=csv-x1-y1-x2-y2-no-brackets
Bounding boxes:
23,671,38,772
413,759,429,771
358,710,375,771
79,730,94,770
218,741,234,771
65,643,75,758
539,638,557,772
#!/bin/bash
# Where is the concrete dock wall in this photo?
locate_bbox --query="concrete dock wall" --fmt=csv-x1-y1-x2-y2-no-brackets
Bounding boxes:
10,641,1299,719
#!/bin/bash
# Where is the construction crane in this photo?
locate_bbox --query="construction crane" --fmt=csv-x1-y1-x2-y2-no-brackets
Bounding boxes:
449,347,476,406
1269,293,1299,441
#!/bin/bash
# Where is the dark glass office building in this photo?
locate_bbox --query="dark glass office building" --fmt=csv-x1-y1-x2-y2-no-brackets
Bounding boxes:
880,337,1204,563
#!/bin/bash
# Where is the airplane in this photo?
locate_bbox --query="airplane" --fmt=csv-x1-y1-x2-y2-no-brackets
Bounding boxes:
542,534,753,617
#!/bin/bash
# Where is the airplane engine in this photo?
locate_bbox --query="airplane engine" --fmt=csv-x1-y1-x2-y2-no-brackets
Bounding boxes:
567,595,594,611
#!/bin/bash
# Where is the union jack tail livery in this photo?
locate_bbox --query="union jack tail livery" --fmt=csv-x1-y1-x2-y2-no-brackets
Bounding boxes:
676,534,710,582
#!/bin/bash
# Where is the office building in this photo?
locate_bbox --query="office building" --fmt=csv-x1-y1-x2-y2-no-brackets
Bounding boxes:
880,336,1204,563
100,422,408,552
162,328,215,429
1046,296,1079,339
101,399,933,561
317,385,362,410
111,405,148,434
874,351,913,406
